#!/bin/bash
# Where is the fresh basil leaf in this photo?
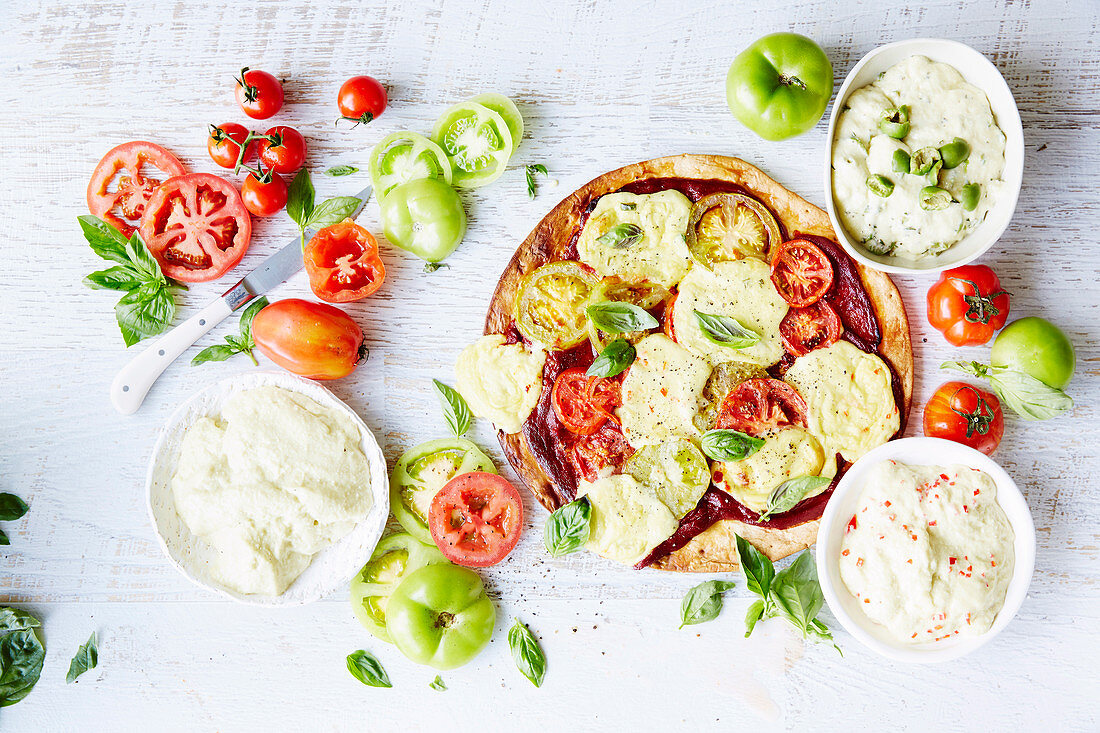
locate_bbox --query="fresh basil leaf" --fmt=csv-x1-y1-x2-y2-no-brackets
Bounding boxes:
759,475,830,522
286,168,316,228
0,629,45,706
769,551,824,635
0,529,8,546
679,579,736,628
586,301,658,334
433,380,472,438
325,165,360,177
66,632,98,684
429,675,446,691
694,311,761,349
115,283,175,347
544,497,591,557
700,429,765,462
508,619,546,688
735,534,775,598
84,265,143,292
78,215,130,265
346,650,391,688
0,609,40,635
307,196,363,228
0,495,28,522
191,344,237,366
744,598,766,637
595,223,644,249
586,339,635,378
525,164,548,199
238,296,269,343
125,232,164,282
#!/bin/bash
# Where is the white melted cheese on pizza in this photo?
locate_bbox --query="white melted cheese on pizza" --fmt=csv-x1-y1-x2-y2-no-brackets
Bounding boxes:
618,334,710,448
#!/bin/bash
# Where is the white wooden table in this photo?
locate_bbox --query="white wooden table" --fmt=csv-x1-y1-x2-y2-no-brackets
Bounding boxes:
2,0,1097,729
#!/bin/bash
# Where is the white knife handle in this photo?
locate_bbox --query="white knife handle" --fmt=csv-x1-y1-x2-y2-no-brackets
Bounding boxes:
111,298,234,415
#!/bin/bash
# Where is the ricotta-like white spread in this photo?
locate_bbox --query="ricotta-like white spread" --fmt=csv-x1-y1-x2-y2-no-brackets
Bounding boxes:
171,386,374,596
839,460,1014,643
455,335,546,434
832,55,1005,258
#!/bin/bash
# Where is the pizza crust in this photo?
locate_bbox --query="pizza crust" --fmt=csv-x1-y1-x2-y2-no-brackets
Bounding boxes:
486,154,913,572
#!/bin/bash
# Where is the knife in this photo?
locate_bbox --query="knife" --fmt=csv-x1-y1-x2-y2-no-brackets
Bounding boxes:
110,185,373,415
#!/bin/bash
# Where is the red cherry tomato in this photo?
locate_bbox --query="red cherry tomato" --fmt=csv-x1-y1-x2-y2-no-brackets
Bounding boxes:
569,423,632,483
241,169,288,217
780,300,844,356
207,123,256,169
87,141,186,237
258,125,307,174
663,293,678,342
251,299,366,380
337,76,387,125
304,220,386,302
138,173,251,282
551,367,621,436
923,381,1004,456
428,472,523,567
770,238,834,307
927,265,1011,347
716,378,808,436
234,67,283,120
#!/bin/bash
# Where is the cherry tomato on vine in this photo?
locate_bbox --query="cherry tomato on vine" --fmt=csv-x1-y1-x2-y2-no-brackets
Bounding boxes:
923,381,1004,455
257,126,306,174
927,265,1011,347
240,166,288,217
207,123,256,169
338,75,387,125
234,67,283,120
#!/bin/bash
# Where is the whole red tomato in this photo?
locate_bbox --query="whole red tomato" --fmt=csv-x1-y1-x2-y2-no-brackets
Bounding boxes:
923,381,1004,455
252,299,365,380
207,123,255,169
258,126,307,174
235,67,283,120
241,168,288,217
927,265,1010,346
338,76,387,125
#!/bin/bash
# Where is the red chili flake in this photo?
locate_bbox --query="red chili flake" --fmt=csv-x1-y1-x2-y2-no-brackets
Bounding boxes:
884,500,892,508
928,520,937,527
966,614,972,625
856,558,864,568
934,624,943,630
912,632,918,639
864,598,870,604
967,565,973,572
847,516,858,533
974,488,980,496
991,560,996,567
660,387,668,397
906,559,913,564
940,473,949,481
963,505,969,513
911,534,918,541
842,549,850,556
949,557,957,565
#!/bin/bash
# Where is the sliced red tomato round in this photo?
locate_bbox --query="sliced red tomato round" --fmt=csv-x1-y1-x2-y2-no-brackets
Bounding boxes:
87,141,187,237
717,378,808,436
780,300,844,356
428,472,523,567
138,173,252,283
770,238,834,307
304,219,385,303
570,423,632,482
552,367,621,436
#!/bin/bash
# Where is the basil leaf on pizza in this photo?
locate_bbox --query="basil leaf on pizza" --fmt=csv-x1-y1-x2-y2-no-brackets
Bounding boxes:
586,338,636,378
595,223,644,249
759,475,830,522
585,301,658,334
700,429,765,461
694,310,761,349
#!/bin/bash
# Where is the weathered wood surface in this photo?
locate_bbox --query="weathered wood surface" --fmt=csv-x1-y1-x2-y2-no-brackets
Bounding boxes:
0,0,1097,729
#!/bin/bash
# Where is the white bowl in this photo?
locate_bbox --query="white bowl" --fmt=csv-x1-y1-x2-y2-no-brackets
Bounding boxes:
146,370,389,606
816,437,1035,662
823,39,1025,274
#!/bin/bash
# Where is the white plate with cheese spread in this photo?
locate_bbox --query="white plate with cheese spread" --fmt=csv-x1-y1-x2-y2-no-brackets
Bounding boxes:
817,437,1035,662
823,39,1024,274
146,370,389,606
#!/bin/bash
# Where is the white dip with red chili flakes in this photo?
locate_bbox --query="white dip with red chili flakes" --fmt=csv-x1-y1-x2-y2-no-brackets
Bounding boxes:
839,460,1014,644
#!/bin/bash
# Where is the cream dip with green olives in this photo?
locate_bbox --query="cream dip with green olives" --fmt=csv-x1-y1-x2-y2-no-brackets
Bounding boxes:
831,55,1006,258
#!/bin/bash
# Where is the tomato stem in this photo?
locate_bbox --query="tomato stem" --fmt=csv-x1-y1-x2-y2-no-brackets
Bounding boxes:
336,114,374,128
952,276,1009,325
230,129,277,175
949,384,996,438
235,67,259,103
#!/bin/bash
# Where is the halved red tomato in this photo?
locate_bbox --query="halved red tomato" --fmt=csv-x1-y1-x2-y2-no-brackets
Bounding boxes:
428,472,523,567
87,141,186,237
716,378,807,436
552,367,621,436
304,220,386,302
570,423,632,482
138,173,252,283
770,238,834,307
780,300,844,356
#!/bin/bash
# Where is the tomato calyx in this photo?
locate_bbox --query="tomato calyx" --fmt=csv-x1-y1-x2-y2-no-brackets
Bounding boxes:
952,276,1010,325
949,384,997,438
338,112,375,127
235,67,261,103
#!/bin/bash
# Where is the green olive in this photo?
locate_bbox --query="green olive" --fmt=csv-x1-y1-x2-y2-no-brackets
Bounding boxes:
925,159,943,186
911,147,941,176
866,174,894,198
878,105,910,139
891,149,911,174
960,183,981,211
919,186,953,211
939,137,971,169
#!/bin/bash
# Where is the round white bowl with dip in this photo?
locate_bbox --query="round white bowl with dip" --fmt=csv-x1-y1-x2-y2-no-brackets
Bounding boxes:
823,39,1024,274
147,370,390,606
816,437,1035,662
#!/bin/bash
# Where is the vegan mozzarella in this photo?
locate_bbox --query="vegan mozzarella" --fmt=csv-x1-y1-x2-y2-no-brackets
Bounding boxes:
715,426,825,514
579,474,679,565
455,335,546,434
618,334,710,448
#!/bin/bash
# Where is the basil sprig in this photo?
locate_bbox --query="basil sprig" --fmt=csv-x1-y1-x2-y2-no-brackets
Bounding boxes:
758,475,831,522
942,360,1072,420
80,216,186,347
735,536,839,652
525,164,548,199
66,632,98,684
346,650,392,688
586,339,635,378
0,607,44,706
586,301,658,334
694,311,761,349
192,297,268,366
325,165,360,177
508,619,546,688
595,223,644,249
433,379,472,438
544,497,591,557
678,579,736,628
286,169,364,249
700,430,764,462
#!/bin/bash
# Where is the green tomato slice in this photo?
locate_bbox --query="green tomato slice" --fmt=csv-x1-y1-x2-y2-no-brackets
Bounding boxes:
391,438,497,544
349,532,448,642
586,277,670,352
369,131,453,201
514,260,600,349
431,101,514,188
467,93,524,150
624,437,710,518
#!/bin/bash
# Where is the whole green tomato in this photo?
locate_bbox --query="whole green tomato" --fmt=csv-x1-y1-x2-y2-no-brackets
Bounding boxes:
991,316,1076,389
385,564,495,670
380,177,466,263
725,33,833,141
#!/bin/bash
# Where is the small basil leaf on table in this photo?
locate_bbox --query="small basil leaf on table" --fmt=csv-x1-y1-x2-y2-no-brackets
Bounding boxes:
0,494,29,522
525,164,548,199
429,675,446,691
744,598,766,637
191,344,238,366
286,168,317,231
432,380,472,438
544,497,591,557
0,528,8,546
0,608,40,634
192,296,269,367
595,223,644,249
508,619,546,688
586,339,635,378
66,632,98,683
693,310,761,349
586,302,658,334
325,165,360,177
700,429,764,462
759,476,830,522
734,534,774,598
0,628,45,705
679,579,736,628
346,650,392,688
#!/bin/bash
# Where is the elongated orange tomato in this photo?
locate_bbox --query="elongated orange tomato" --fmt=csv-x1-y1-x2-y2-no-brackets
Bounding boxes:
251,299,366,380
